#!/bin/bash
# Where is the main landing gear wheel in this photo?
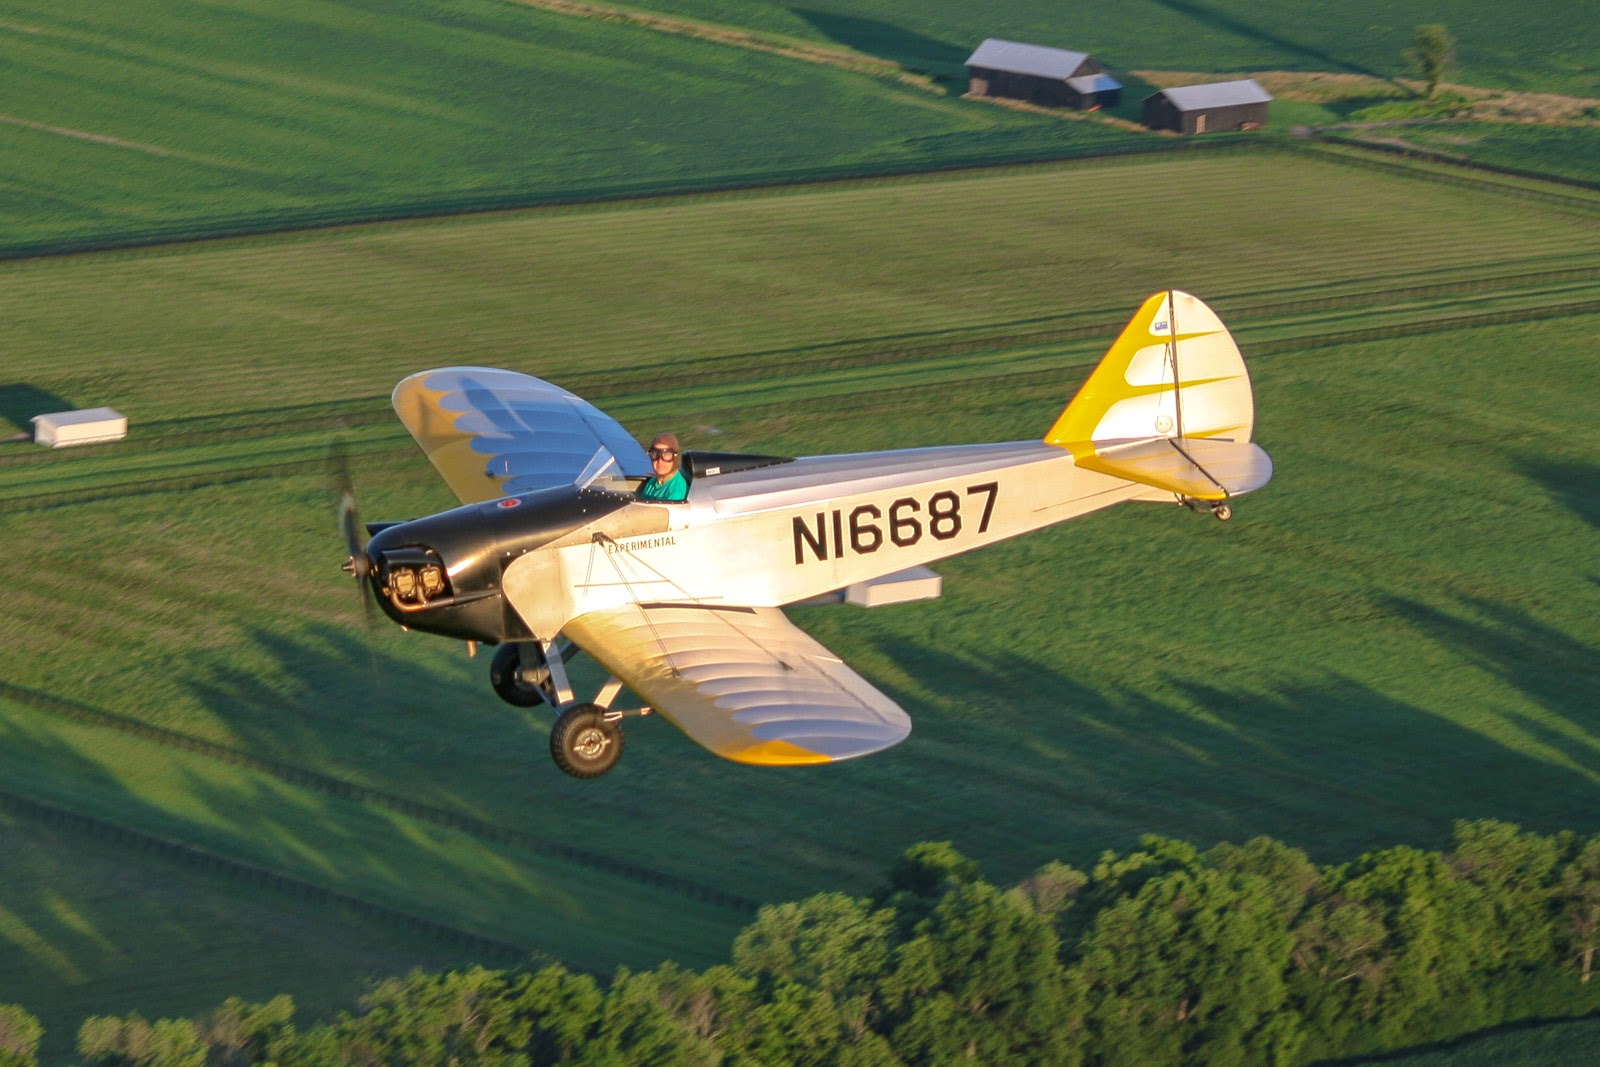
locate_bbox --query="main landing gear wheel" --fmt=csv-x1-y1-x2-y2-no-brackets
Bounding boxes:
1214,504,1233,522
550,703,625,779
490,643,551,707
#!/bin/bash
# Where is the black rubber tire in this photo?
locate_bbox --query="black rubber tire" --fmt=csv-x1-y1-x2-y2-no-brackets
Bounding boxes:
489,643,550,708
550,704,625,779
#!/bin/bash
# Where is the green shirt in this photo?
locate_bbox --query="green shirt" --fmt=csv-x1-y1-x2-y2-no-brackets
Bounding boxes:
638,469,688,501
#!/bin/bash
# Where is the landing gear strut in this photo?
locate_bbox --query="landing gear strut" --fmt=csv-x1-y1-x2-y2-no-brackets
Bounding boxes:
490,639,648,780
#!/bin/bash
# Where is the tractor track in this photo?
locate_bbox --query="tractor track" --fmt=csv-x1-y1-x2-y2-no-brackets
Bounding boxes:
0,679,762,916
3,281,1598,512
0,785,539,966
4,264,1592,477
2,272,1595,949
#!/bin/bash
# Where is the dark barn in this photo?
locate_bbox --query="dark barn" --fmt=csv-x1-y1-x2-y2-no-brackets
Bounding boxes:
965,38,1122,110
1143,79,1273,134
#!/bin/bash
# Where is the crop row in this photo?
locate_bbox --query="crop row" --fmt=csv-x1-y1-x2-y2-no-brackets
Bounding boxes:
0,784,533,965
3,282,1597,512
0,678,760,915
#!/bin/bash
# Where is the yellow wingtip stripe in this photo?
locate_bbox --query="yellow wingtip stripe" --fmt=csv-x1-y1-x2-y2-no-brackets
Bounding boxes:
722,739,837,766
392,374,508,504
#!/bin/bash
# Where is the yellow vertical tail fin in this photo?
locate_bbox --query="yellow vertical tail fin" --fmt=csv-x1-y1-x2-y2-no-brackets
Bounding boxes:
1046,291,1270,501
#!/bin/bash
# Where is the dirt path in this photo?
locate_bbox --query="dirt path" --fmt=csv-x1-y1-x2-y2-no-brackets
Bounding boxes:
1139,70,1600,125
504,0,935,89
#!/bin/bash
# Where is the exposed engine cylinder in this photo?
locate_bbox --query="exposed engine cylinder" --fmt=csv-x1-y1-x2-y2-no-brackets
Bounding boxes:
388,561,448,605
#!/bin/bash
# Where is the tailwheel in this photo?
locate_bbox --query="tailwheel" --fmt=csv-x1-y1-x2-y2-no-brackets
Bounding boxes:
490,642,551,708
550,703,625,779
1181,497,1233,522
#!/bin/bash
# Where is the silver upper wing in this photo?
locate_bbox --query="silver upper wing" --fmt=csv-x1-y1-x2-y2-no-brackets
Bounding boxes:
392,367,652,504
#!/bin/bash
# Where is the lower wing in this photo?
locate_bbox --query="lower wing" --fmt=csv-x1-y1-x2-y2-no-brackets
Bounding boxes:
563,603,912,766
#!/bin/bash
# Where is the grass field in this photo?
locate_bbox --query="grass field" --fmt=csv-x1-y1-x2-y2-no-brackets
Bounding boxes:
2,0,1595,266
0,0,1145,256
605,0,1600,97
1356,1016,1600,1066
2,147,1598,1057
1328,124,1600,185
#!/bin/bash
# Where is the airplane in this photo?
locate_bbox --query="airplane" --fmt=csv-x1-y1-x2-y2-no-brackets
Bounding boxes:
339,290,1272,779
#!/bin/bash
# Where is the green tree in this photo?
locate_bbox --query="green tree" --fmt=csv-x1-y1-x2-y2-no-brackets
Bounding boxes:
1556,835,1600,984
347,966,538,1065
1207,837,1319,925
1335,844,1496,1046
732,894,900,1065
1445,820,1562,972
1057,836,1204,948
1012,861,1088,921
734,894,895,999
1285,888,1390,1059
0,1006,42,1067
875,842,982,933
1071,864,1301,1067
883,880,1080,1066
1407,24,1455,98
588,964,726,1066
201,996,295,1066
77,1014,207,1067
285,964,603,1066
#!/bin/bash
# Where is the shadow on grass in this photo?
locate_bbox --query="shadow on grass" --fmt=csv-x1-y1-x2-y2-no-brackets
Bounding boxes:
1326,1011,1600,1065
1380,594,1600,775
11,584,1600,1057
793,8,971,91
1148,0,1395,83
854,623,1600,874
177,622,548,818
0,383,72,437
0,712,483,1062
1519,457,1600,532
1102,71,1162,124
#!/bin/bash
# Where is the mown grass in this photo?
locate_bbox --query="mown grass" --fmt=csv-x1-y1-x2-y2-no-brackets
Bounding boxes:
3,149,1597,436
1,152,1598,1050
1328,124,1600,185
0,0,1147,257
0,809,486,1056
1349,1015,1600,1066
3,0,1594,267
608,0,1600,98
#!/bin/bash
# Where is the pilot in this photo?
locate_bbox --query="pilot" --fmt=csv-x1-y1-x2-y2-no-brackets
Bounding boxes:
638,432,689,501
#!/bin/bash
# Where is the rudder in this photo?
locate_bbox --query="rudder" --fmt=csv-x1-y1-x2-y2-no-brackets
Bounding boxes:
1045,291,1270,502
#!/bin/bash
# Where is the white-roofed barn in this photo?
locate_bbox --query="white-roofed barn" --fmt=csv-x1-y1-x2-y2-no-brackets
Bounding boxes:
964,38,1122,110
1143,79,1273,134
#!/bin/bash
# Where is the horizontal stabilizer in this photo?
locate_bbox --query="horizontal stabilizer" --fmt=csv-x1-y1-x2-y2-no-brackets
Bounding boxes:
1078,438,1272,501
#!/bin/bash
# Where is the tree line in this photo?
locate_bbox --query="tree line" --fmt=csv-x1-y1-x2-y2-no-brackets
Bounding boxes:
6,818,1600,1066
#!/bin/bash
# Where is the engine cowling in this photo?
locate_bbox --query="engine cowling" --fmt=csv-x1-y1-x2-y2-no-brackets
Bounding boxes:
363,485,633,643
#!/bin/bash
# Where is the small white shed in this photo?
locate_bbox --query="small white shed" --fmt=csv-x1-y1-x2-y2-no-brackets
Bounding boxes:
31,407,128,448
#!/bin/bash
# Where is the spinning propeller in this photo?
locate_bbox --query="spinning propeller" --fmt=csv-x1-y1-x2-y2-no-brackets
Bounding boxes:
329,439,376,624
